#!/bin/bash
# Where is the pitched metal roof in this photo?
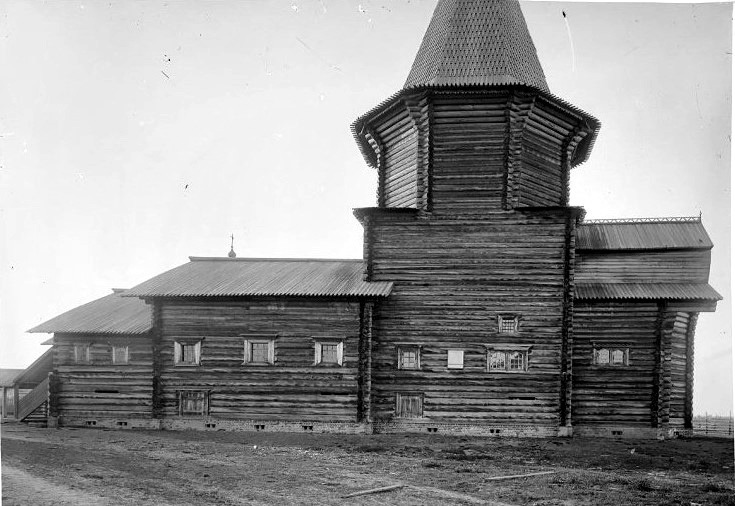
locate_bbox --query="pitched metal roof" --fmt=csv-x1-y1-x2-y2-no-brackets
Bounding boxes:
124,258,394,298
577,218,713,250
0,369,24,387
575,283,722,301
28,289,152,335
405,0,549,91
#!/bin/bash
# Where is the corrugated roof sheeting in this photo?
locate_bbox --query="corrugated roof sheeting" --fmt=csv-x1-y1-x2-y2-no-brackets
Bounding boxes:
577,220,713,250
0,369,24,387
575,283,722,301
124,258,394,298
404,0,549,91
28,290,152,335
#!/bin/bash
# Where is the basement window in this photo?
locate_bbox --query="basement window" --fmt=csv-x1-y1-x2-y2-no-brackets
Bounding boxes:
395,393,423,419
397,346,421,370
243,339,275,365
174,340,202,366
112,345,129,365
74,344,91,364
314,339,344,366
178,390,209,416
447,349,464,369
593,347,629,366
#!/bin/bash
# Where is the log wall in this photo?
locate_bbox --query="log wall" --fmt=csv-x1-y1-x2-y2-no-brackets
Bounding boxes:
572,302,658,426
53,333,153,419
374,105,419,208
366,210,574,425
663,311,695,430
157,298,362,422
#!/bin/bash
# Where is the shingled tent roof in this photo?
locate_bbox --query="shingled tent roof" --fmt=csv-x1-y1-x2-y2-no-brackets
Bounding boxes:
124,258,393,298
404,0,549,91
28,289,152,335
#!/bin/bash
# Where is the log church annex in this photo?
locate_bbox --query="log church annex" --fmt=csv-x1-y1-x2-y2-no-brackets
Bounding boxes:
24,0,721,438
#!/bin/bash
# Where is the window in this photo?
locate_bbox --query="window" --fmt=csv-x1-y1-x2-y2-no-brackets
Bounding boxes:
314,340,344,366
593,347,629,366
447,349,464,369
397,346,420,370
395,393,423,418
174,340,202,366
487,349,529,372
243,339,275,365
178,390,209,416
498,315,519,334
112,345,129,365
74,344,90,364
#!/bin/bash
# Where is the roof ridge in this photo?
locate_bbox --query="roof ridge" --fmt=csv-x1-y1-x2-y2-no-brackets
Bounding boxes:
582,216,702,225
188,257,363,263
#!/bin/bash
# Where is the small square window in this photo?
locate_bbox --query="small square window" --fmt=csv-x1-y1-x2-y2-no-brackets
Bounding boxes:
174,340,202,366
395,393,423,418
244,339,275,365
74,344,90,364
398,347,420,370
498,315,519,334
314,340,344,366
178,390,209,416
447,349,464,369
112,345,129,365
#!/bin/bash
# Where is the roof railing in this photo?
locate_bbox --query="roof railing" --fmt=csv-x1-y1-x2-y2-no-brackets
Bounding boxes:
583,216,701,225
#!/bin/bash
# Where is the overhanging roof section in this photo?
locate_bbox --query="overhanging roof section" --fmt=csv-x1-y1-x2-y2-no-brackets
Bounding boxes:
577,218,713,250
123,258,393,298
404,0,549,91
575,283,722,302
28,289,152,335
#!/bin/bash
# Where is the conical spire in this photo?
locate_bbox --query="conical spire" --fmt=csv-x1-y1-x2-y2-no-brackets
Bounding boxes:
404,0,549,92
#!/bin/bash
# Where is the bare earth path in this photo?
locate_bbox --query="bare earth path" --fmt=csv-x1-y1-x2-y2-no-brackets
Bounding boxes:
2,423,733,505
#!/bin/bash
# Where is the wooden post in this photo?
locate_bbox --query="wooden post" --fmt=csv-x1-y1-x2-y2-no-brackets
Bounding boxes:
1,387,6,418
150,301,164,419
13,385,19,419
357,301,374,425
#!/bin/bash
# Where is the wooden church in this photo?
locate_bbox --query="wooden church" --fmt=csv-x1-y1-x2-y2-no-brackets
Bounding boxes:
29,0,720,438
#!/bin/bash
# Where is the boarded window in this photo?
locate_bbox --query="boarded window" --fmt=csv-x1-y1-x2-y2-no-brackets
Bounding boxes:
112,345,129,365
74,344,90,364
487,350,528,372
447,349,464,369
174,340,202,366
244,340,275,364
498,315,519,334
395,393,423,418
398,347,420,370
314,340,344,366
178,390,209,416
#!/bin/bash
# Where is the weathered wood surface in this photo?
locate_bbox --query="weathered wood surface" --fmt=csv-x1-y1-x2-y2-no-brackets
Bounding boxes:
572,303,658,426
664,311,695,429
366,210,575,425
53,333,153,418
576,249,712,283
158,299,362,421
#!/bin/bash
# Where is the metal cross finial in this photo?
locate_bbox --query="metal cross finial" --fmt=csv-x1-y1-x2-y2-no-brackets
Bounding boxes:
228,234,237,258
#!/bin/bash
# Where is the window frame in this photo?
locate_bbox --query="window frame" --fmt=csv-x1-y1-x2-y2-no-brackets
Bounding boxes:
497,314,520,335
242,334,276,366
177,390,210,417
173,339,203,367
485,346,531,373
446,349,465,370
313,338,344,367
397,345,421,370
395,392,424,419
111,345,129,365
592,344,630,367
74,344,91,364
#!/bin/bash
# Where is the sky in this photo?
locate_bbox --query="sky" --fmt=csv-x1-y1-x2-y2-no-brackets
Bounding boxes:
0,1,731,415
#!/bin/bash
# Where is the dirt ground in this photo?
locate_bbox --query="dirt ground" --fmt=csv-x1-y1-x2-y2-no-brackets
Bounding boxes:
1,423,733,505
